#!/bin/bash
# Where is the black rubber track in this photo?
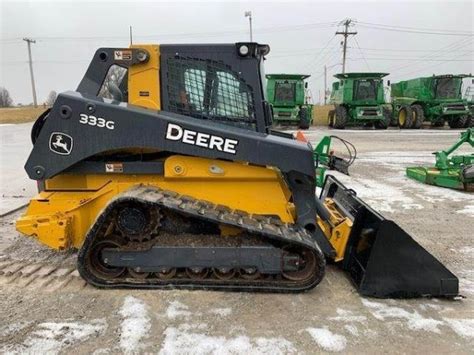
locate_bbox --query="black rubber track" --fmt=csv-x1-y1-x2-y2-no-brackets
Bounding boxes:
77,185,326,293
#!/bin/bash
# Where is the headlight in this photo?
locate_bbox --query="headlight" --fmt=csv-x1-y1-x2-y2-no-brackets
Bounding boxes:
239,45,249,56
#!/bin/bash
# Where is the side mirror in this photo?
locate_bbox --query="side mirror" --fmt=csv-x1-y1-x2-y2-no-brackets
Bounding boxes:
305,82,308,89
387,80,391,86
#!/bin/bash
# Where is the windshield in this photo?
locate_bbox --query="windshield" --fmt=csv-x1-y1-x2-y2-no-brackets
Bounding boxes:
435,78,461,99
354,79,377,101
166,56,256,130
275,82,296,102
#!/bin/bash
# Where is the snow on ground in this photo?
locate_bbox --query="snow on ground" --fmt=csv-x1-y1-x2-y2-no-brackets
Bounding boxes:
460,277,474,295
210,308,232,317
330,152,473,213
305,327,347,352
356,151,434,168
334,173,423,213
166,300,192,319
343,324,359,336
328,308,367,323
362,299,444,333
460,246,474,255
456,205,474,217
1,320,106,354
118,296,151,354
159,326,296,355
443,318,474,339
0,321,33,337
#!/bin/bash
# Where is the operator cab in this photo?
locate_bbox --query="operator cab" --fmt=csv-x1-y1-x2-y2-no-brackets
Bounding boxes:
434,76,463,100
87,43,273,133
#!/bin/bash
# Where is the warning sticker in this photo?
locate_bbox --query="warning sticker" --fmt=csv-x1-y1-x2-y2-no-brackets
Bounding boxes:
114,50,132,61
105,163,124,173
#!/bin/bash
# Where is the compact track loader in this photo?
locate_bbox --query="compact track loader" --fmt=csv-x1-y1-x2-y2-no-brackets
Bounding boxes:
17,43,458,298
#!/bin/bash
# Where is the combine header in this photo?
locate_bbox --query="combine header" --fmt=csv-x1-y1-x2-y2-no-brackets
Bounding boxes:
16,42,459,298
406,128,474,191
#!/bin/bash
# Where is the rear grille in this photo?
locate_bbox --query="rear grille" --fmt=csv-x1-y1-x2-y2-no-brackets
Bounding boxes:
445,104,466,111
361,109,378,116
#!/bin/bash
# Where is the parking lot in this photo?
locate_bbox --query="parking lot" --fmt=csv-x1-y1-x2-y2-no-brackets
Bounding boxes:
0,124,472,354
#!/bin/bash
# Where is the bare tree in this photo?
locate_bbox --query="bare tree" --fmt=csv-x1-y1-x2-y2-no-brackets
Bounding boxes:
45,90,57,106
0,87,13,107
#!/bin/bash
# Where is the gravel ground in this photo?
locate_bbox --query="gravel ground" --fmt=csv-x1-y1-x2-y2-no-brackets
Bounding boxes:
0,126,473,354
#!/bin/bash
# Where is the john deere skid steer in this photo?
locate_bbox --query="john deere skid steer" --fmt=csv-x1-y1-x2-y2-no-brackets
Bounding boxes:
16,43,458,298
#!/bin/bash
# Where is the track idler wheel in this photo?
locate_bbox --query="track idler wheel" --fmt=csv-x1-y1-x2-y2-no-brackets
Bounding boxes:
89,237,126,279
281,247,317,282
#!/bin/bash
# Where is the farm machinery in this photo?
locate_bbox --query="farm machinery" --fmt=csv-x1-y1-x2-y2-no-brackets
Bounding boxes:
406,128,474,191
391,74,472,129
16,42,459,298
312,135,355,187
328,73,391,129
464,80,474,120
266,74,313,129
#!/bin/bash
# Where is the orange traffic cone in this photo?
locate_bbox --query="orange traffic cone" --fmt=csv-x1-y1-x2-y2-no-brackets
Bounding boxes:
295,130,308,143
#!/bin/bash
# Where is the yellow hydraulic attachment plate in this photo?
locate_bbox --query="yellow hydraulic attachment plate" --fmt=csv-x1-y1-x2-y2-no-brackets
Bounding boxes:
317,198,353,262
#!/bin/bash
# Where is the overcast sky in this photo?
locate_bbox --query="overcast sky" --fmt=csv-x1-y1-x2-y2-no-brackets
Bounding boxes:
1,0,473,105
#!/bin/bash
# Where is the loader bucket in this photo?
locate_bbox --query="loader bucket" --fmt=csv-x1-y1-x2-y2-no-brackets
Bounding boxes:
320,175,459,298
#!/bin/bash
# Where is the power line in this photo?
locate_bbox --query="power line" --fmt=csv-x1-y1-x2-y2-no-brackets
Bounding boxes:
388,37,471,73
397,53,474,77
355,20,473,35
352,36,371,71
335,18,357,73
0,21,340,43
304,44,340,74
354,46,473,53
387,38,472,81
348,57,471,62
356,22,473,36
300,35,337,73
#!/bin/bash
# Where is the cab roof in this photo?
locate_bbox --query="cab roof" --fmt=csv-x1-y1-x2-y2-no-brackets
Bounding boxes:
429,74,472,79
334,72,389,79
266,74,310,80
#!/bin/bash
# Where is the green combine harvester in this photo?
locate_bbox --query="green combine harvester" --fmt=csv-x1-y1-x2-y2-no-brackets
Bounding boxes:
328,73,391,129
406,128,474,191
266,74,313,129
391,74,472,129
464,78,474,121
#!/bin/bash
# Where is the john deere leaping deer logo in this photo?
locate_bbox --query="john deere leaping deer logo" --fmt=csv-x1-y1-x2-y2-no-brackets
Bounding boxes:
49,132,73,155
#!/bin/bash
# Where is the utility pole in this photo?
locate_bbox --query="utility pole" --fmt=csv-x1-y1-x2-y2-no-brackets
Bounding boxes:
335,19,357,74
23,37,38,107
324,65,327,105
244,11,253,42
